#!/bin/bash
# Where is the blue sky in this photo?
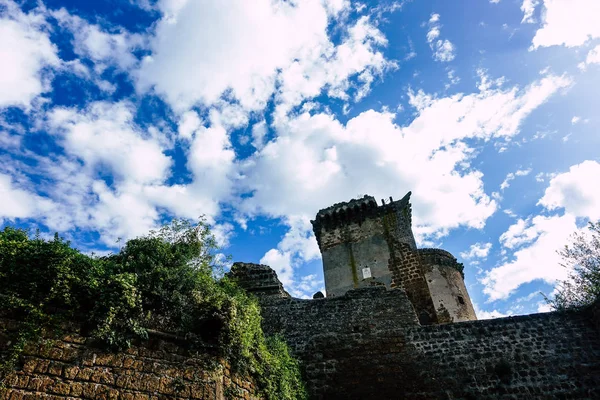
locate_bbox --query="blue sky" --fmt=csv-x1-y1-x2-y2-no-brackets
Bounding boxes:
1,0,600,318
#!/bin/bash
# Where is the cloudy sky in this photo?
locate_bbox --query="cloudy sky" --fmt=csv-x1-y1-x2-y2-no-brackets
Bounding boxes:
1,0,599,318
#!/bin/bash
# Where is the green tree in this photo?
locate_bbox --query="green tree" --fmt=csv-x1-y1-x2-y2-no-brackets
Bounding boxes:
0,220,307,399
548,220,600,310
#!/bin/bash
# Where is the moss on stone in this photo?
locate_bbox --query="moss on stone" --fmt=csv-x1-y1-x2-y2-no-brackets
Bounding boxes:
348,244,359,288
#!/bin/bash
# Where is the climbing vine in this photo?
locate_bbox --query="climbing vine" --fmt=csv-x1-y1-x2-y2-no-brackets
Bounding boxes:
0,221,307,399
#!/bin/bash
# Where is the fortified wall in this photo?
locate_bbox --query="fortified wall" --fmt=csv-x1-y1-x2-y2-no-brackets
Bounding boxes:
2,192,599,400
229,192,600,399
0,315,259,400
311,192,475,324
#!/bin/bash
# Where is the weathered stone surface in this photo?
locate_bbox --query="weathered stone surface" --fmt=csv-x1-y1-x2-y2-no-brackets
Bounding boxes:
3,193,600,399
0,318,259,400
243,266,600,399
225,192,600,399
310,192,476,324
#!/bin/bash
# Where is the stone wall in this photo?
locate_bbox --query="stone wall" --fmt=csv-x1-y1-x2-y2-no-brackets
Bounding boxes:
256,286,420,398
309,192,475,325
0,318,259,400
230,264,600,400
405,309,600,399
311,193,417,298
418,249,477,322
320,217,393,296
262,294,600,399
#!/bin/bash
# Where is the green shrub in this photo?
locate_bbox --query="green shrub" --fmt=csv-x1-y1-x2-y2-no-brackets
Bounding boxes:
0,221,307,399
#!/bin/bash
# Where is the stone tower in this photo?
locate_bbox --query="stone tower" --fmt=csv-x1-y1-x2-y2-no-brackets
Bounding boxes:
311,192,476,324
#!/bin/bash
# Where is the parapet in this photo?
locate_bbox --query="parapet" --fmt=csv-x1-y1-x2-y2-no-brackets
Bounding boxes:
311,191,413,247
228,262,290,298
417,248,464,275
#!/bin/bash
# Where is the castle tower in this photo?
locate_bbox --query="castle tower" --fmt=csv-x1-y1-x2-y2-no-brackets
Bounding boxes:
311,192,476,324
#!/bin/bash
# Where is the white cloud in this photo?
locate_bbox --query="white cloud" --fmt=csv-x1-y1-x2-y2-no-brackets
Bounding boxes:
0,100,224,244
0,173,54,222
521,0,540,23
240,109,498,238
500,168,532,190
474,302,512,320
0,0,59,108
426,13,455,62
137,0,388,113
460,242,492,260
18,102,172,241
571,116,581,124
500,218,536,249
531,0,600,48
483,214,575,300
210,102,249,130
580,44,600,69
446,69,460,89
288,274,324,299
538,160,600,220
53,9,145,72
260,248,294,287
87,180,161,242
476,69,504,92
143,113,239,224
477,309,510,319
258,216,321,290
212,222,235,247
178,110,202,140
1,100,238,245
537,302,552,312
48,102,172,184
251,121,268,150
483,160,600,301
242,73,570,291
535,171,555,182
186,120,236,199
586,45,600,64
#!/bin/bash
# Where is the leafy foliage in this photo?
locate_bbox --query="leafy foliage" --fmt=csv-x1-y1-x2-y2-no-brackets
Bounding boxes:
548,221,600,310
0,220,307,399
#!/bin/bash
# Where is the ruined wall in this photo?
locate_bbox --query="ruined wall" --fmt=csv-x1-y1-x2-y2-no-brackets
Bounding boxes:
231,264,600,400
260,292,600,399
385,239,439,324
0,318,259,400
256,287,421,398
405,310,600,399
5,262,600,400
310,192,442,327
418,249,477,322
313,197,390,297
320,217,393,296
310,192,469,325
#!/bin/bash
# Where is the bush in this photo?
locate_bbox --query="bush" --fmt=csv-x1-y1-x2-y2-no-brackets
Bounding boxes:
0,220,307,399
548,221,600,310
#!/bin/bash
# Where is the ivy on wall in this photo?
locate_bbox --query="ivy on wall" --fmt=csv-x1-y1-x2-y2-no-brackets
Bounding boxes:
0,220,307,400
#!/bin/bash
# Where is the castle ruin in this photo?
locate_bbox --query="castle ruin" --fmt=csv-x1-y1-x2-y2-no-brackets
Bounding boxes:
311,191,476,324
230,192,600,399
1,193,599,400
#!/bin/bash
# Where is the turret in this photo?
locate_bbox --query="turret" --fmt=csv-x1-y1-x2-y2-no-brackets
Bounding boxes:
310,192,416,298
311,191,477,324
417,249,477,322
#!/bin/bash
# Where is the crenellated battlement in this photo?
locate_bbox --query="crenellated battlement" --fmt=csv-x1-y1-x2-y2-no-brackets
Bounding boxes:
226,262,600,399
307,191,475,324
417,248,463,271
229,262,290,298
311,192,412,244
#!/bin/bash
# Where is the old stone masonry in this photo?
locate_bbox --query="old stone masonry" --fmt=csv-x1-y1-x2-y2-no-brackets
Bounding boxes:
230,192,600,399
